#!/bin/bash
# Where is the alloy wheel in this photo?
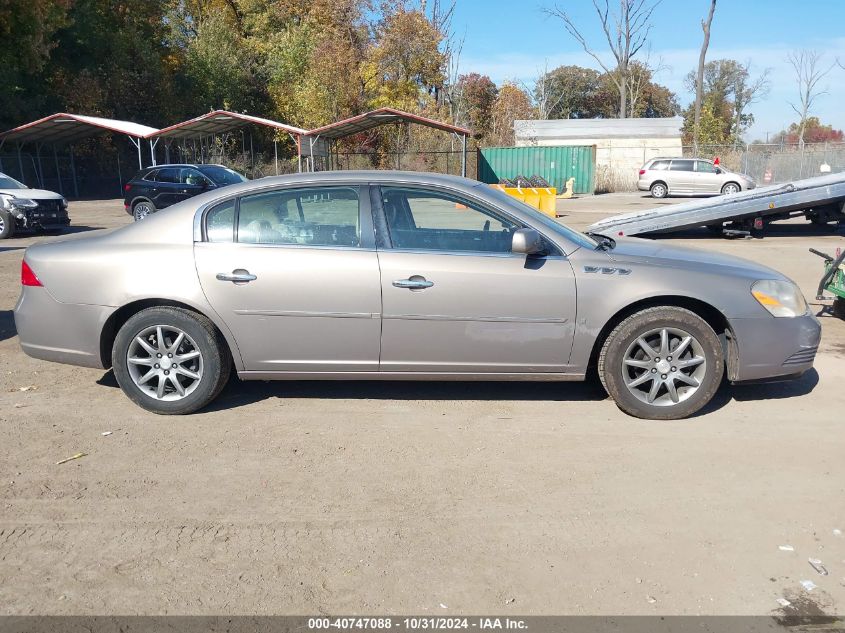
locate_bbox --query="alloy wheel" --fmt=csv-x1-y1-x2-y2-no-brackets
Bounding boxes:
134,203,152,221
621,327,707,407
126,325,204,401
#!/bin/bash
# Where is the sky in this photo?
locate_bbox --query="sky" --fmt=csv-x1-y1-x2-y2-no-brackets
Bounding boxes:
450,0,845,140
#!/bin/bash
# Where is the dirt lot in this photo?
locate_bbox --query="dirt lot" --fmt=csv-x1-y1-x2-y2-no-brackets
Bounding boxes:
1,193,844,616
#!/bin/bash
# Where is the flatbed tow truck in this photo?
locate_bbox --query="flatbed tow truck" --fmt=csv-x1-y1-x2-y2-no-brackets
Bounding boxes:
587,172,845,238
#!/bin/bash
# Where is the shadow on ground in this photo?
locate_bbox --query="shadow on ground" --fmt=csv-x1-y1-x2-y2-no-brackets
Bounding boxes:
98,367,818,418
0,310,16,342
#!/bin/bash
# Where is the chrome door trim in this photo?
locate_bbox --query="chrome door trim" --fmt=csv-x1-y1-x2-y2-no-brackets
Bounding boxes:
237,370,586,381
383,313,569,323
233,309,379,319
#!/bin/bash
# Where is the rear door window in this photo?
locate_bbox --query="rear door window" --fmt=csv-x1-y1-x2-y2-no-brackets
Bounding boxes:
237,186,360,247
669,160,695,172
155,168,181,183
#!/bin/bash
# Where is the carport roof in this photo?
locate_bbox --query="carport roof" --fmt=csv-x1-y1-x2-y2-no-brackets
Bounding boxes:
305,107,471,140
150,110,307,140
0,112,160,145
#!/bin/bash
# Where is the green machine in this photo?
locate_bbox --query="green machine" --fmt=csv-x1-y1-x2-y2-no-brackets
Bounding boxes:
811,245,845,319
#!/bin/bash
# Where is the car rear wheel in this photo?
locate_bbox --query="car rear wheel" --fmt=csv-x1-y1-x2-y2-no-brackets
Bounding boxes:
133,200,155,221
0,210,15,240
112,307,231,415
650,182,668,199
598,307,724,420
721,182,740,195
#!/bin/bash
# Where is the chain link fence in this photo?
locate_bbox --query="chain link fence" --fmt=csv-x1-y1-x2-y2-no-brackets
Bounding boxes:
684,143,845,185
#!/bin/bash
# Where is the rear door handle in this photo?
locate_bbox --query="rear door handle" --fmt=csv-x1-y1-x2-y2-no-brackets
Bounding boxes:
216,269,257,284
392,277,434,290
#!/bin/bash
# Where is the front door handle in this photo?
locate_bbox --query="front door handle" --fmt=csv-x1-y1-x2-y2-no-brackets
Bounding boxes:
216,269,257,284
392,276,434,290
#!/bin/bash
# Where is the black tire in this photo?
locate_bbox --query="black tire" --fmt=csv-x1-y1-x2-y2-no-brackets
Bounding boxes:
833,298,845,320
650,182,668,199
132,200,155,221
0,210,15,240
112,306,231,415
598,307,724,420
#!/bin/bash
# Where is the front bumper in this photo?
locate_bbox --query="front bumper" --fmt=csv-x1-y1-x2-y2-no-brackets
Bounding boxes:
14,286,113,369
729,312,821,382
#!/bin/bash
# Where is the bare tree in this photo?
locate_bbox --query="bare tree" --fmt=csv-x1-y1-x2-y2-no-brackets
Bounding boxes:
693,0,717,153
787,49,835,146
532,60,566,119
544,0,661,118
731,62,770,145
626,52,667,117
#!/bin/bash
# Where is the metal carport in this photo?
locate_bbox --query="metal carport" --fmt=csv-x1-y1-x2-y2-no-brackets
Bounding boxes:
0,113,160,195
149,110,308,175
302,107,472,177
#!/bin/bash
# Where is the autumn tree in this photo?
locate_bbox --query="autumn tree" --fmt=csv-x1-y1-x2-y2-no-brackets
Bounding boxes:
453,73,497,138
489,83,535,146
774,117,844,144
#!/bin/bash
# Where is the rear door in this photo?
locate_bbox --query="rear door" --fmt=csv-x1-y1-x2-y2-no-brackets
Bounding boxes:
374,185,577,374
194,184,382,373
151,167,182,208
667,159,696,193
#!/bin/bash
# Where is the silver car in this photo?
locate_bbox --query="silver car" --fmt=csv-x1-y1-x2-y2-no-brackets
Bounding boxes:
14,171,819,420
639,157,756,198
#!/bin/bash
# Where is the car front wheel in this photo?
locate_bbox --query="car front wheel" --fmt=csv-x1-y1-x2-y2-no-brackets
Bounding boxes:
721,182,740,195
0,210,15,239
598,307,724,419
112,307,231,414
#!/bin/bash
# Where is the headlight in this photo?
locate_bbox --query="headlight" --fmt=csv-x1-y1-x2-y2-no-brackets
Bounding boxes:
0,194,37,210
60,197,68,209
752,280,808,317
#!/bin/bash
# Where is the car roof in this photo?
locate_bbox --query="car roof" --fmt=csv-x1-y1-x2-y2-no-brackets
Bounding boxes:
140,163,227,170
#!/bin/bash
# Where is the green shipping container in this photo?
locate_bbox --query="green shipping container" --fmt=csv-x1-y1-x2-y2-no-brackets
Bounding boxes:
477,146,596,194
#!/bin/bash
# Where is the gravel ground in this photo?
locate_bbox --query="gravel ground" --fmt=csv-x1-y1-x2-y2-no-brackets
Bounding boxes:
1,193,844,616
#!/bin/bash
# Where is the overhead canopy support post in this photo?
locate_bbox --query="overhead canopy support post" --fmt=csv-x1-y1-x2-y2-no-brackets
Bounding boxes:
149,138,159,166
274,139,279,175
16,143,24,183
461,133,467,178
52,144,63,194
128,136,143,168
69,146,79,198
35,143,44,187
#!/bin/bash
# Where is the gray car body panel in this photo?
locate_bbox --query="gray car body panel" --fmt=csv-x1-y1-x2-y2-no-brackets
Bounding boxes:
14,170,819,384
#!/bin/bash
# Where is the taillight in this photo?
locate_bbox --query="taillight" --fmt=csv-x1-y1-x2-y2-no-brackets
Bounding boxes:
639,169,646,175
21,260,42,287
124,184,131,192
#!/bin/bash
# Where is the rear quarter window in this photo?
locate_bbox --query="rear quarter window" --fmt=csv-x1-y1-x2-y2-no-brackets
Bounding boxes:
649,160,670,170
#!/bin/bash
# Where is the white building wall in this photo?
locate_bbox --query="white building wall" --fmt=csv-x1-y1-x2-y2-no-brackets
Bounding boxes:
514,117,684,191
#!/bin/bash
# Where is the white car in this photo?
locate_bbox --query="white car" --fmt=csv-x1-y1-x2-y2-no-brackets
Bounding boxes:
637,158,757,198
0,172,70,239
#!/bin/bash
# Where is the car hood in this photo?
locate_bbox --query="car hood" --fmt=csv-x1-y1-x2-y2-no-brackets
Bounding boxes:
604,237,787,281
0,188,63,200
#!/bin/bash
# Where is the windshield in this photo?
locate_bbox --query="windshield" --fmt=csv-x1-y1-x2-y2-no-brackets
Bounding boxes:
0,174,27,190
200,166,247,186
480,185,598,251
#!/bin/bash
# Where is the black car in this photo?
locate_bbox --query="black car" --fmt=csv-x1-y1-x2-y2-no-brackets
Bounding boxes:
123,164,248,221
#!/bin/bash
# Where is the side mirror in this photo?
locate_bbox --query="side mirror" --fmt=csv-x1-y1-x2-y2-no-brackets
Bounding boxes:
512,228,544,255
715,168,722,174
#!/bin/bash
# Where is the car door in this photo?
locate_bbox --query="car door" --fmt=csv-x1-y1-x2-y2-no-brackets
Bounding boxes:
194,184,382,373
178,167,211,203
694,160,722,193
374,185,577,374
151,167,182,208
667,159,696,193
